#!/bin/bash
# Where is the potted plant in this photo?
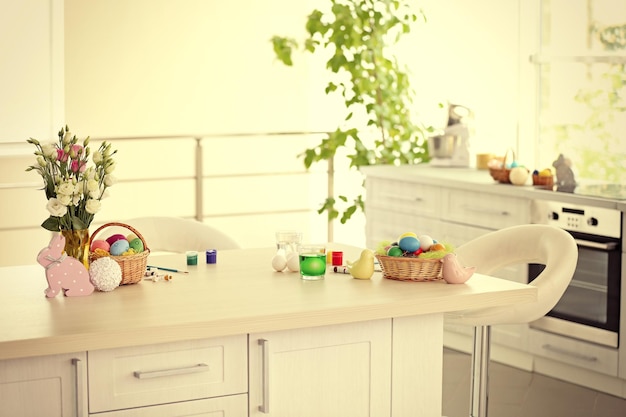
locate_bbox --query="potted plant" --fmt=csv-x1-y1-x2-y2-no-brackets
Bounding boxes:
272,0,432,224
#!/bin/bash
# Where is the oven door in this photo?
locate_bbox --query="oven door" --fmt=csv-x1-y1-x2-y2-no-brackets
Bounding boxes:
528,231,621,348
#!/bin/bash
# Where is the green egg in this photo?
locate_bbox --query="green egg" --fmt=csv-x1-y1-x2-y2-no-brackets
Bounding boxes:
387,246,403,257
129,237,144,253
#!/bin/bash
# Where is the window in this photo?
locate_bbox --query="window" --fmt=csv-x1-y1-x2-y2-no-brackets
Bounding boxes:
531,0,626,183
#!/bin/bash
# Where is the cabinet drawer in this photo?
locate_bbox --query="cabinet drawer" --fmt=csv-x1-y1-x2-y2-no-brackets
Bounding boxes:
89,394,248,417
366,178,441,217
442,189,530,229
88,335,247,413
528,329,618,376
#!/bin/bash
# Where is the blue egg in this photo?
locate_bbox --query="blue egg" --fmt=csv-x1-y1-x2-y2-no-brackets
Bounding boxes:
110,239,130,256
398,236,420,252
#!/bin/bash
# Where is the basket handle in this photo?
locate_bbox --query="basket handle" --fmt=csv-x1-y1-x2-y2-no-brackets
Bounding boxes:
89,222,150,252
502,148,516,168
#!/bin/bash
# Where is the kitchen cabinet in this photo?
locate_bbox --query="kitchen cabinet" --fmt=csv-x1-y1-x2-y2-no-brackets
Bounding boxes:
88,336,247,415
0,352,87,417
249,319,392,417
365,172,531,352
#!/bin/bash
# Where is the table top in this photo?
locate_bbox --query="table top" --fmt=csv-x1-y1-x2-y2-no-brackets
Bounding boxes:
0,244,536,360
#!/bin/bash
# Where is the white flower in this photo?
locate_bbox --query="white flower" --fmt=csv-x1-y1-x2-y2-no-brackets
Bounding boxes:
89,188,101,199
46,198,68,217
41,143,56,158
57,193,72,206
105,161,116,174
86,179,99,192
104,174,117,187
72,194,81,205
93,151,103,164
85,199,101,214
57,181,75,196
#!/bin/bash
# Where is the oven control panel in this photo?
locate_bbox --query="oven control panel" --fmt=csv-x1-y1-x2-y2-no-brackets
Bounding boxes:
531,200,621,239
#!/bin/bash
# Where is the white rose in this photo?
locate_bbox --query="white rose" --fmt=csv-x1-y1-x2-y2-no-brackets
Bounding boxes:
104,174,117,187
72,194,81,205
89,189,101,199
57,193,72,206
85,199,101,214
56,181,75,196
46,198,68,217
41,143,57,158
86,179,99,192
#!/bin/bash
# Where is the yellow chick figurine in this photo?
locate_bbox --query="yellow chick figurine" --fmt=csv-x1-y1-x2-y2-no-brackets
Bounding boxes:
347,249,375,280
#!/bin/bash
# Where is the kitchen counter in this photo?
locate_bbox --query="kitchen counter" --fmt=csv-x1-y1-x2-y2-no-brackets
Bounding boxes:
0,244,536,361
361,164,623,209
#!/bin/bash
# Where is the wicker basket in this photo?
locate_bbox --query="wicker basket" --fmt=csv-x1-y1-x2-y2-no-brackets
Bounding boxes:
489,148,515,184
89,222,150,285
376,254,443,282
532,174,554,189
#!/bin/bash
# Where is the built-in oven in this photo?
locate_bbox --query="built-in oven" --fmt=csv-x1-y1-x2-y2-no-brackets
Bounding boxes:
530,200,622,348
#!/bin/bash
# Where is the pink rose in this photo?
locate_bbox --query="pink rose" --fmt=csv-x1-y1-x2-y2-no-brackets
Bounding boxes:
69,144,83,159
70,159,87,173
56,148,69,162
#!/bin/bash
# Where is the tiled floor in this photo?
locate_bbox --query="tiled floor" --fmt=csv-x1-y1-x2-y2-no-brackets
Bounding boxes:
442,349,626,417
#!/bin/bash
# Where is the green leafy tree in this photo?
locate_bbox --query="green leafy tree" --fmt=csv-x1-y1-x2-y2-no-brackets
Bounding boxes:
272,0,431,224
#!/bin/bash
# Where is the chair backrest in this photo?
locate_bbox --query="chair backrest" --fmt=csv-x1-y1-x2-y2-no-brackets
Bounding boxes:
125,217,241,253
446,224,578,326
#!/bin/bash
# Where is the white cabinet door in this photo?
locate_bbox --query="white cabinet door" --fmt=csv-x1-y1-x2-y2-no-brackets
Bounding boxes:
0,352,87,417
249,319,392,417
89,394,248,417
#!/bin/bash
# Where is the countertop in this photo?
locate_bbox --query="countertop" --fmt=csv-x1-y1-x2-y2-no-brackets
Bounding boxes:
361,164,624,210
0,245,536,360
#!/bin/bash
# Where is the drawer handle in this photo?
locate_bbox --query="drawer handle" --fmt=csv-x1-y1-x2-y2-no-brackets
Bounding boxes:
259,338,270,413
72,358,85,417
462,205,510,216
133,363,210,379
541,344,598,362
382,194,424,203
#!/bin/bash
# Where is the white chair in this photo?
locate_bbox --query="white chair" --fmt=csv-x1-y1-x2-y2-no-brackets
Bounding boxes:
125,216,241,253
445,224,578,417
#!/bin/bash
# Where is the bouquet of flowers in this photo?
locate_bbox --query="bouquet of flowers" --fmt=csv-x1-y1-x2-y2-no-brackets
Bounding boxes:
26,125,117,232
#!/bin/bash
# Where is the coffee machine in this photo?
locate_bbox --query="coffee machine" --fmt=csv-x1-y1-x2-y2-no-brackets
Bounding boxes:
428,103,472,167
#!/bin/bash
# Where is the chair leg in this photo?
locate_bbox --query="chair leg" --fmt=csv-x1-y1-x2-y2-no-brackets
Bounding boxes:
469,325,491,417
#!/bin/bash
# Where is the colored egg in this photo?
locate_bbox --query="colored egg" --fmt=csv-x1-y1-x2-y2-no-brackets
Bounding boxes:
90,239,110,253
397,232,417,241
126,233,138,242
387,246,404,257
106,233,127,246
128,237,144,253
110,239,130,256
418,235,434,251
399,236,420,252
413,248,424,256
430,242,446,252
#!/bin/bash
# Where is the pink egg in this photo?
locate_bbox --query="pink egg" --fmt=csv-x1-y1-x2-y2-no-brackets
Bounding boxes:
90,239,110,252
106,234,127,246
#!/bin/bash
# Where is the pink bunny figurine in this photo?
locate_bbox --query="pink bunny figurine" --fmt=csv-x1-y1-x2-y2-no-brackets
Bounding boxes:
37,234,94,297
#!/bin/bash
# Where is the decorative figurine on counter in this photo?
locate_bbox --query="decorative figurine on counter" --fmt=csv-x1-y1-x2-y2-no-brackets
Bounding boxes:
441,253,476,284
37,234,95,297
347,249,376,280
553,154,576,192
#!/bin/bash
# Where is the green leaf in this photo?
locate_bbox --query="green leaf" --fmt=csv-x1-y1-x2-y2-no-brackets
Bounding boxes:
271,36,296,66
41,216,60,232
